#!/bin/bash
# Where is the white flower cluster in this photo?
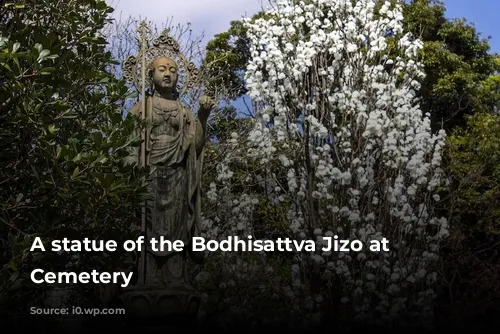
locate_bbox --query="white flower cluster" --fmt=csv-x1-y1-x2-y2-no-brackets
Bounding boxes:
236,0,449,326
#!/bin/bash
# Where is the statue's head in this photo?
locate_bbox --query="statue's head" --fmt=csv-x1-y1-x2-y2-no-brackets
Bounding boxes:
148,56,178,91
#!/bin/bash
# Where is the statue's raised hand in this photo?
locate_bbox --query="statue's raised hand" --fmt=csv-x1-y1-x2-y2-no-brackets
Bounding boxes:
199,95,216,112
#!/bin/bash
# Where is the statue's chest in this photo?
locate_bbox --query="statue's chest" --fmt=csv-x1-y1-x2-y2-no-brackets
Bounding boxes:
151,100,186,132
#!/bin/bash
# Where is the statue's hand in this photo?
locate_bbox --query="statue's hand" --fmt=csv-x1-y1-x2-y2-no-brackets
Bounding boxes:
199,95,216,112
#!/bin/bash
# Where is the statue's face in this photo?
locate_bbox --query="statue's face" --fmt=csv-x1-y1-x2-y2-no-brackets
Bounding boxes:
151,57,178,90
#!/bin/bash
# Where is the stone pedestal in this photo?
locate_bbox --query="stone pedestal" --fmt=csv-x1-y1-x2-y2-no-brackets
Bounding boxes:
116,284,201,331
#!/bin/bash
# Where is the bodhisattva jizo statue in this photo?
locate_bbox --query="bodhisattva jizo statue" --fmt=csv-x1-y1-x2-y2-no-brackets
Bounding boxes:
127,56,214,289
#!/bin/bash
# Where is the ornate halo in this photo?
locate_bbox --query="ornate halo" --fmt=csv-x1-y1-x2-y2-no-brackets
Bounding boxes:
123,30,200,95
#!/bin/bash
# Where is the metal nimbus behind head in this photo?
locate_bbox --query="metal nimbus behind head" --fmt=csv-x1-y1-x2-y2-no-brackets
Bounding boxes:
123,25,200,97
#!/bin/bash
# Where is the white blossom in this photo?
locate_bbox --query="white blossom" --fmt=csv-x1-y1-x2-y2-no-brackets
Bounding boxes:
200,0,448,327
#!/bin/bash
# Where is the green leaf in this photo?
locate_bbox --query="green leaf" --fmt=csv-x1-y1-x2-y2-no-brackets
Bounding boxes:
103,174,115,188
40,67,56,74
7,261,17,271
62,112,78,119
72,167,80,178
1,62,11,71
9,271,20,284
125,90,139,99
111,112,122,125
12,42,20,53
92,132,103,148
94,155,108,165
13,57,20,72
39,49,50,59
16,193,23,203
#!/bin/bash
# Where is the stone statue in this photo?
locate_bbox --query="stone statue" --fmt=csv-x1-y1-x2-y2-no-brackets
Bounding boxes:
118,29,214,321
128,56,213,288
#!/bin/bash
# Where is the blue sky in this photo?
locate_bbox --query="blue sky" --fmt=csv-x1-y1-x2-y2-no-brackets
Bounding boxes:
443,0,499,53
108,0,499,114
108,0,499,53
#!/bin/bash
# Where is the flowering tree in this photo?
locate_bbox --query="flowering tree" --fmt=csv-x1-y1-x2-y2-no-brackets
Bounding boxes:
199,0,450,328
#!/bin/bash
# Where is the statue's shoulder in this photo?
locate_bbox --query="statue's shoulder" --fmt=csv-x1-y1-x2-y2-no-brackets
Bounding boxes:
129,101,142,117
129,96,156,118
